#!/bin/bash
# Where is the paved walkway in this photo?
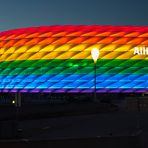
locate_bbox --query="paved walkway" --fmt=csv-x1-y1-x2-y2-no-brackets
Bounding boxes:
19,112,146,140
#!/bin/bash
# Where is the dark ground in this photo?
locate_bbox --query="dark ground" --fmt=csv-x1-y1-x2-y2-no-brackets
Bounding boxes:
0,102,147,148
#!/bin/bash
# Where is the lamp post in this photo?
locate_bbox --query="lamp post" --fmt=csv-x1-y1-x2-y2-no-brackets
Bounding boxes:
91,48,99,102
15,92,21,108
15,92,21,137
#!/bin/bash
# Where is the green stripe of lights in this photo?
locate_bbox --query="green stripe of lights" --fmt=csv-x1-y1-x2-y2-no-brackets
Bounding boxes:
0,59,147,76
0,66,147,76
0,59,147,68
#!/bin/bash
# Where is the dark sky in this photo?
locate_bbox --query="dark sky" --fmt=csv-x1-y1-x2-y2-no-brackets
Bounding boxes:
0,0,148,32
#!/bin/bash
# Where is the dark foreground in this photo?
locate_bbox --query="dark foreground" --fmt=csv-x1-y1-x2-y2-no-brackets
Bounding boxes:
0,103,147,148
0,136,141,148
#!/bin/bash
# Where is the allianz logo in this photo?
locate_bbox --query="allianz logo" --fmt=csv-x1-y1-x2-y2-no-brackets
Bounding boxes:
134,46,148,55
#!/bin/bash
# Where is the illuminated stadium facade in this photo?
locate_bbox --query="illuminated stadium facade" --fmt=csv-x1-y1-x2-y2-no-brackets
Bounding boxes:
0,25,148,93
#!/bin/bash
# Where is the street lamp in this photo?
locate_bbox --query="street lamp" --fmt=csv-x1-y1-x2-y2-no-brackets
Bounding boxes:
91,48,99,102
15,92,21,108
15,92,22,137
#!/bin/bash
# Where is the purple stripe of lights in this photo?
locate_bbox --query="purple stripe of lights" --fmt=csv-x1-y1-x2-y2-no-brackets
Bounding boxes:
0,88,147,93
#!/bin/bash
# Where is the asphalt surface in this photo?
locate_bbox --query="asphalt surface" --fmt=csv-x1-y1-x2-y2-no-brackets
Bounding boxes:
0,103,147,147
18,112,142,139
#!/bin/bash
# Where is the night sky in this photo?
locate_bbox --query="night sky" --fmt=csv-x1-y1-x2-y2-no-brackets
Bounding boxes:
0,0,148,32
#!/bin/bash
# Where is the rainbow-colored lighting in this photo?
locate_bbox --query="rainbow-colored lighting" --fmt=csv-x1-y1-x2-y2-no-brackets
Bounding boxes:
0,25,148,93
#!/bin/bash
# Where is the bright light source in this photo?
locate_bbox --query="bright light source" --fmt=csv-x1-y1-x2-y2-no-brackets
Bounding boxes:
12,100,15,104
91,48,99,63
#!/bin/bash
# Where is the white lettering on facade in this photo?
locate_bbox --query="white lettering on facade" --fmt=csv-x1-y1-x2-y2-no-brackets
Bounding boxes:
134,47,148,55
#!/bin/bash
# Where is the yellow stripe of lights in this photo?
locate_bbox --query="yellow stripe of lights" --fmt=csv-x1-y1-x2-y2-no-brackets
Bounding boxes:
0,44,148,62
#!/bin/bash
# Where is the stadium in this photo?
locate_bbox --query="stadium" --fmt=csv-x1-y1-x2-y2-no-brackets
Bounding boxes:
0,26,148,146
0,25,147,94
